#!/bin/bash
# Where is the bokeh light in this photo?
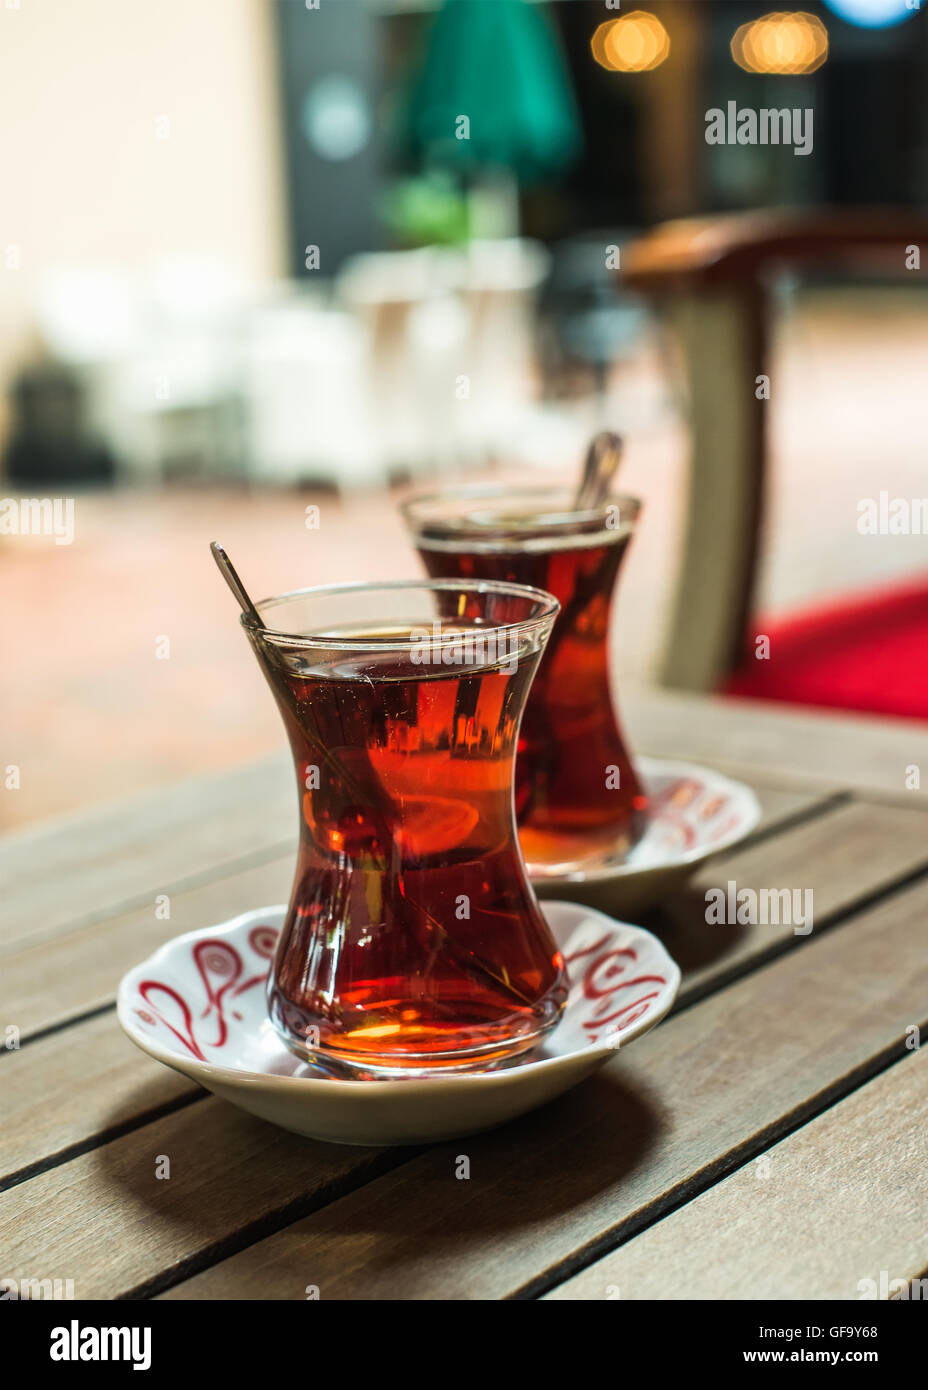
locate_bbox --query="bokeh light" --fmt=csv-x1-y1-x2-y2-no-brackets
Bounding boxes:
591,12,671,74
822,0,917,28
731,11,830,75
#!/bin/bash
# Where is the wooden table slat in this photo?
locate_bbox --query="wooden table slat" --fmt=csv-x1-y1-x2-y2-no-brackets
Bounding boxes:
14,672,920,952
1,855,293,1043
0,780,842,1046
3,791,925,1187
5,681,925,951
0,754,293,951
132,875,928,1300
545,1048,928,1301
654,798,928,999
626,686,928,805
0,1096,399,1300
0,1013,195,1189
4,691,928,1301
0,756,826,960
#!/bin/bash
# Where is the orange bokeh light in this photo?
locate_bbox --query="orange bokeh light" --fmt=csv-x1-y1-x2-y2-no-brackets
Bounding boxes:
591,12,671,74
731,11,829,75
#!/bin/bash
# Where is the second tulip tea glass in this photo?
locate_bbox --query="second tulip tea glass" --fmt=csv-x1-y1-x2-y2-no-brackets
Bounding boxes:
244,580,567,1077
403,485,649,876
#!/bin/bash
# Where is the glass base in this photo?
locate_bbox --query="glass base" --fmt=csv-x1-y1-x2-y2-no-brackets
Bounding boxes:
273,1011,562,1081
520,807,649,878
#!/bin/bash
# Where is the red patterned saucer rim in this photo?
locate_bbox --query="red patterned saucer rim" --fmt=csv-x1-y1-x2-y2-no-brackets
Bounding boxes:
118,902,681,1091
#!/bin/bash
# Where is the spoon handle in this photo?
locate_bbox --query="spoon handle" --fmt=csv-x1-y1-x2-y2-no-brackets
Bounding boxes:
574,431,624,512
210,541,265,628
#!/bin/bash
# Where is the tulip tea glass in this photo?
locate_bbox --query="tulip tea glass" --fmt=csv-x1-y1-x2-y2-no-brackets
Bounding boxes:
243,579,567,1077
403,485,648,874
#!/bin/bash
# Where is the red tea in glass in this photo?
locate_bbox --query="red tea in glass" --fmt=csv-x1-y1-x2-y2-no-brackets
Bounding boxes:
403,485,648,875
243,579,566,1076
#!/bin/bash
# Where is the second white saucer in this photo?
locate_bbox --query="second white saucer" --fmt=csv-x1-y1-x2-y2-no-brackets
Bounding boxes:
529,757,761,917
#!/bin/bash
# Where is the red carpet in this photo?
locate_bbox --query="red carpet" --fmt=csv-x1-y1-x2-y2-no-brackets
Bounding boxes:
724,577,928,722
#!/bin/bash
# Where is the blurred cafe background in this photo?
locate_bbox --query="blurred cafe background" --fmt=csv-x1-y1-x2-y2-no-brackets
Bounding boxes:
2,0,927,830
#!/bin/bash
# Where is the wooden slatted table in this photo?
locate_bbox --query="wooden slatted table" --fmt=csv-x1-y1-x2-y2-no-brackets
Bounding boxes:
3,688,928,1302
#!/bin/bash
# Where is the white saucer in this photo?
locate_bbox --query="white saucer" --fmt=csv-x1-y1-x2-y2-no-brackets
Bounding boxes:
117,902,680,1146
530,757,762,917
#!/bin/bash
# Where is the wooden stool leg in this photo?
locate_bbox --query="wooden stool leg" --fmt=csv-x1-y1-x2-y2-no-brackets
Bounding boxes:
659,287,768,691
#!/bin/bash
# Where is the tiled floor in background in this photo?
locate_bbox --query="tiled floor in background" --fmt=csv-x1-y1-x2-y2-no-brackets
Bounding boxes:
2,289,927,832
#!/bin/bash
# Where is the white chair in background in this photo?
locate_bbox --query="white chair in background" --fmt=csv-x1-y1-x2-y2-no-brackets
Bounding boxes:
35,261,251,484
243,291,379,489
336,246,469,480
451,238,551,462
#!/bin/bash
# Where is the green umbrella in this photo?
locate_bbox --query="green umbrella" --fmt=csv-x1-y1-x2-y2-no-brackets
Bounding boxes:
404,0,582,184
